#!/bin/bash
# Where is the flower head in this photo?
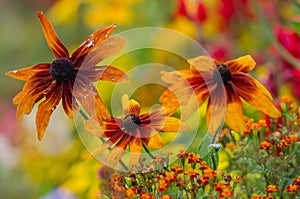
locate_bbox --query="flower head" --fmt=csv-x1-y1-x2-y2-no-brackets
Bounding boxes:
84,95,186,170
6,12,128,140
160,55,281,134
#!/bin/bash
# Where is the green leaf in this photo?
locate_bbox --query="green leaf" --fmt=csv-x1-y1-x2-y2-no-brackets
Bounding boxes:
291,20,300,36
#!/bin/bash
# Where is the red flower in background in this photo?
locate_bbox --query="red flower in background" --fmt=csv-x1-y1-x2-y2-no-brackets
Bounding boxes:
174,0,207,23
276,26,300,99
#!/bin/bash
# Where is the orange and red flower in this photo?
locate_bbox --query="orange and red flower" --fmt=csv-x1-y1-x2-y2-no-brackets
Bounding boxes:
6,12,128,140
160,55,281,134
84,95,186,169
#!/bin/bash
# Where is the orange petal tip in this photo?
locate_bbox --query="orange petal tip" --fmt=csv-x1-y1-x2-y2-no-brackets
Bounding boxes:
36,11,44,17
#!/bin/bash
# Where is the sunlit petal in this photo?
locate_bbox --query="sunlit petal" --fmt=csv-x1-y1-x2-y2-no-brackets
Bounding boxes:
187,56,215,72
225,85,245,132
37,12,69,58
143,134,164,149
232,74,281,118
128,99,141,116
129,130,142,170
225,55,256,73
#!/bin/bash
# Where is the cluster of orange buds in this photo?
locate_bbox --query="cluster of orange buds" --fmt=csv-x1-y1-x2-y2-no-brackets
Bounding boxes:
259,140,272,150
279,96,294,109
170,164,184,174
139,191,156,199
277,135,300,149
266,185,280,194
213,181,234,198
243,117,267,135
285,175,300,193
251,194,274,199
110,174,126,198
188,152,202,164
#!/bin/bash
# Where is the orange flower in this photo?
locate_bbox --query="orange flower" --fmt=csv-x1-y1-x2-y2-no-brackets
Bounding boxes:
285,184,298,193
84,95,186,169
266,185,280,194
6,12,128,140
259,140,272,150
160,55,281,134
125,188,138,198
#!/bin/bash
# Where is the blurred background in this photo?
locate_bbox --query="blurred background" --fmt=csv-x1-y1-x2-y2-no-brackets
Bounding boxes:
0,0,299,198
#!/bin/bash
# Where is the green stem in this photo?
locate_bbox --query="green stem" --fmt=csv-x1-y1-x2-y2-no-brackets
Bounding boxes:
78,109,129,171
142,141,155,159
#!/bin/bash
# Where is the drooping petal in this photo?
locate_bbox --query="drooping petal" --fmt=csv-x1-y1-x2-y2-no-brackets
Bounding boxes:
187,56,215,73
36,83,63,140
80,65,129,82
84,119,105,137
79,37,126,69
73,75,110,122
6,64,50,81
36,12,69,58
62,80,79,118
143,134,164,149
231,73,281,118
206,83,227,135
15,77,53,120
71,24,116,67
82,141,112,160
225,55,256,73
129,129,142,170
106,134,131,168
224,85,245,132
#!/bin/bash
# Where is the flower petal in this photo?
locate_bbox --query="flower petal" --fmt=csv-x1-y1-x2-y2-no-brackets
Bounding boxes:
62,81,79,119
225,55,256,73
107,135,131,168
129,130,142,170
231,73,281,118
71,24,116,67
225,85,245,132
36,83,63,140
80,65,129,82
206,83,227,135
82,141,112,160
160,117,188,132
143,134,164,149
187,56,215,72
6,64,50,81
15,78,53,120
79,37,126,69
122,95,140,116
37,12,69,58
159,88,180,115
84,119,104,137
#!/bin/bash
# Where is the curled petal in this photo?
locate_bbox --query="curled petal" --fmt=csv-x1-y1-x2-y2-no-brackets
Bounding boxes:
79,37,126,69
232,74,281,118
71,24,117,67
37,12,69,58
225,55,256,73
122,95,140,116
36,83,63,140
84,119,104,137
225,85,245,132
187,56,215,73
6,64,50,81
143,134,164,149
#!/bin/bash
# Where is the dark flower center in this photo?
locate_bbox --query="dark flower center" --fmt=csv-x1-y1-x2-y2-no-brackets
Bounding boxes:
123,114,141,132
212,64,231,83
50,58,75,81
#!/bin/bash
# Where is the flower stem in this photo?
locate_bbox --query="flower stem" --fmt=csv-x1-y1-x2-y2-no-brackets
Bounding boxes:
142,141,155,159
78,109,129,171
